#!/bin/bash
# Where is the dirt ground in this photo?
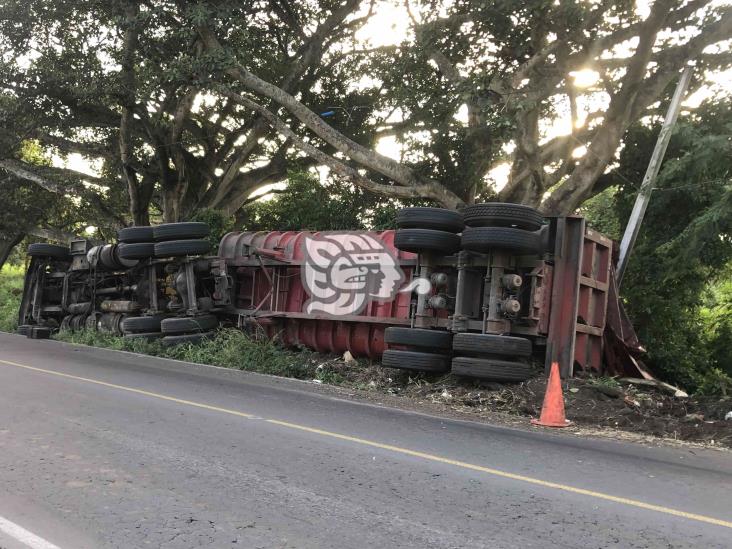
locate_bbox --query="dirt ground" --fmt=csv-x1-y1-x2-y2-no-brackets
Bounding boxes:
312,357,732,449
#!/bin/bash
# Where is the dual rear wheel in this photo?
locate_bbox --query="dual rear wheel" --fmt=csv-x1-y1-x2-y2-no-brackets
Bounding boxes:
117,222,211,259
394,203,544,256
382,327,534,382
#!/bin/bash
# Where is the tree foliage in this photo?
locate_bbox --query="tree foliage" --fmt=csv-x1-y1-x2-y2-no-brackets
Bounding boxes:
2,0,731,230
201,0,732,213
0,0,381,224
241,170,410,231
583,99,732,391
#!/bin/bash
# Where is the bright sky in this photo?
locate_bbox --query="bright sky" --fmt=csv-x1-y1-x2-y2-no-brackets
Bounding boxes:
58,0,732,198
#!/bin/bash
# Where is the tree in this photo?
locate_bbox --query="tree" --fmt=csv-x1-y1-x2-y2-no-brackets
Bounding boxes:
0,1,381,224
3,1,731,229
199,0,732,213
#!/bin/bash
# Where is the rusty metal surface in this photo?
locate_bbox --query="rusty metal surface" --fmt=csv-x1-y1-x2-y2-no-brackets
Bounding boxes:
603,269,652,378
544,217,585,378
574,227,613,373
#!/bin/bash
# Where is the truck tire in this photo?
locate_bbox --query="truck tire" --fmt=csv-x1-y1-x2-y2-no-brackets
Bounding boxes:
67,302,92,315
451,356,534,381
384,327,453,351
27,243,70,260
113,244,139,268
153,222,210,242
461,203,544,231
461,227,541,255
161,314,219,335
118,242,155,259
154,239,211,258
162,331,216,347
452,333,532,358
394,229,460,255
99,244,128,270
16,325,32,336
28,326,53,339
118,226,154,243
380,349,451,373
396,207,464,233
122,315,166,334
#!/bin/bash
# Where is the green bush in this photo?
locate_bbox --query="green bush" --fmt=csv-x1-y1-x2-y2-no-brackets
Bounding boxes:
0,265,25,332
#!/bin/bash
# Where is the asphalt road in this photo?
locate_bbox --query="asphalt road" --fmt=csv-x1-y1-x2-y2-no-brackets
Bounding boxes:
0,332,731,548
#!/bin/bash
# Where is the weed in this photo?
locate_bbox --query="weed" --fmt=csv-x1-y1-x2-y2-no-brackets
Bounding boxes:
591,376,621,390
0,265,25,332
54,328,319,379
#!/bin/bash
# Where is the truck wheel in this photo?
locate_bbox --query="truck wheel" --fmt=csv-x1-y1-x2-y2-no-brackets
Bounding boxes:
153,222,210,242
452,333,532,358
380,349,451,373
154,239,211,258
451,356,534,381
118,226,154,243
118,242,155,259
461,203,544,231
461,227,541,255
27,243,70,260
161,314,219,335
28,326,53,339
394,229,460,255
122,315,166,334
384,327,453,351
396,207,464,233
162,331,216,347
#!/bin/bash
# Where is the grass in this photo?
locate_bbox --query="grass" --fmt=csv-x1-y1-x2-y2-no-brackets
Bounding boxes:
0,265,25,332
53,326,481,411
54,328,341,381
53,327,457,392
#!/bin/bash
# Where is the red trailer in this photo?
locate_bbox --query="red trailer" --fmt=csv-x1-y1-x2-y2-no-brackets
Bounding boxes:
17,204,644,382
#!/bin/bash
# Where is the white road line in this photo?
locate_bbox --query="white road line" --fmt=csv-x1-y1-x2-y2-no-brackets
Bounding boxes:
0,516,61,549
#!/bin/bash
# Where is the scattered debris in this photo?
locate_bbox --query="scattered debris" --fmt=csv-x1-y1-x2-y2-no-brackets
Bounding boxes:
314,357,732,447
620,377,689,398
726,411,732,421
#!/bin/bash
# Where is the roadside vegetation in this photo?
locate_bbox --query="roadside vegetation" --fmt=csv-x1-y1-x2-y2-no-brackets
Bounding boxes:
0,265,24,332
52,328,732,447
55,328,358,384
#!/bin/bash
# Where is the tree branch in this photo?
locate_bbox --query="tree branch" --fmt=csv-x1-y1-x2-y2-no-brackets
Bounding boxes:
220,90,464,208
0,158,126,227
198,26,464,208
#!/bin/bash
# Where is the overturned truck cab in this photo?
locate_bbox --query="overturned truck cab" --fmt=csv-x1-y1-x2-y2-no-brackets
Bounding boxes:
17,204,644,383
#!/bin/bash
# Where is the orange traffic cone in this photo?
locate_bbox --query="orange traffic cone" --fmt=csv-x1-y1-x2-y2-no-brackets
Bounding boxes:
531,361,572,428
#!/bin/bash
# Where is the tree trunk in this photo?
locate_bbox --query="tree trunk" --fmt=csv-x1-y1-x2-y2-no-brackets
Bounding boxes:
162,184,182,223
0,233,24,271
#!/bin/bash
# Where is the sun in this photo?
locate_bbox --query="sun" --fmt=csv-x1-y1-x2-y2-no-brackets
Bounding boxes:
570,69,600,88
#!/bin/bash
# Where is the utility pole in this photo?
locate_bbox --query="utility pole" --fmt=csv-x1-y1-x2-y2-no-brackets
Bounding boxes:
616,65,693,286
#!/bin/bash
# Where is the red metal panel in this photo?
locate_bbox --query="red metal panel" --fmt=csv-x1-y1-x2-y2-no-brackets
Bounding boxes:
573,228,613,373
224,230,416,358
545,217,585,377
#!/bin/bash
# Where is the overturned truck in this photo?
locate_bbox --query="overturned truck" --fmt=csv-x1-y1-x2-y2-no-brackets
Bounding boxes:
17,203,643,382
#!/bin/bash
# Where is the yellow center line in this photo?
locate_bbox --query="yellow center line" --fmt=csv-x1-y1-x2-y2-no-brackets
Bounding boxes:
2,357,731,530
